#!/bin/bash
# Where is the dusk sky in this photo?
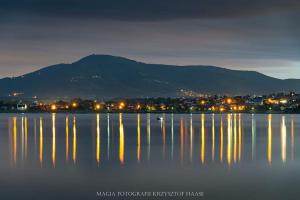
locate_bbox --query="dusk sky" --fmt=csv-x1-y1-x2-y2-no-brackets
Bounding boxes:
1,0,300,79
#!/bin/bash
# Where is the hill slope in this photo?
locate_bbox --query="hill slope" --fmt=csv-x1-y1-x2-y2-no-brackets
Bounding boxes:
0,55,299,98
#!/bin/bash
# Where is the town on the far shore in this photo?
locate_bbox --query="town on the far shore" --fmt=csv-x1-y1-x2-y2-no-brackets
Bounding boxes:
1,91,300,113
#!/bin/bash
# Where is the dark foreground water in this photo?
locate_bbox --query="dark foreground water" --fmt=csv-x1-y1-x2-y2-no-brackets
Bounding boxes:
0,113,299,199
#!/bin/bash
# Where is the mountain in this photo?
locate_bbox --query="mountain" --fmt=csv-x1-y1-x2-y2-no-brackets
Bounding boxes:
0,54,299,99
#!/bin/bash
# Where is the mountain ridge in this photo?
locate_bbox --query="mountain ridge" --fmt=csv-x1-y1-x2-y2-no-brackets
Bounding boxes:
0,54,298,99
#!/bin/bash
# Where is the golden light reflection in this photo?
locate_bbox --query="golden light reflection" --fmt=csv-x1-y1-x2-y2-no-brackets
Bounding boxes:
66,116,69,162
6,113,297,167
73,116,77,164
190,114,194,162
238,114,242,162
39,117,43,166
252,114,256,161
21,117,24,161
96,114,100,165
13,117,17,164
227,114,232,166
281,116,286,163
119,113,125,165
268,114,272,164
52,113,56,167
233,114,237,163
212,114,215,161
137,114,141,162
291,118,295,161
201,114,205,164
220,117,224,163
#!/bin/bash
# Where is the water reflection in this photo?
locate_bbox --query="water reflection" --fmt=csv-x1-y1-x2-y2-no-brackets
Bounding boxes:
137,114,141,162
238,114,242,162
234,114,237,163
52,114,56,167
189,114,193,162
107,113,110,160
212,114,215,161
227,114,232,165
96,114,100,165
25,117,28,160
66,116,69,162
252,114,256,161
180,119,184,162
73,117,77,164
147,113,151,161
21,116,24,161
119,114,125,165
291,118,295,161
34,119,37,159
281,116,286,163
162,114,166,160
39,117,43,166
13,117,17,164
220,117,224,163
201,114,205,164
4,113,298,167
268,114,272,164
171,114,174,160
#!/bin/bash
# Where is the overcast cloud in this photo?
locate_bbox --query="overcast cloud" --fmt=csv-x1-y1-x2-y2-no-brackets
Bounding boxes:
0,0,299,78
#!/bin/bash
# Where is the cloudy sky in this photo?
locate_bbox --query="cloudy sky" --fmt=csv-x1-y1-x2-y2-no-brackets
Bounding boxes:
1,0,300,79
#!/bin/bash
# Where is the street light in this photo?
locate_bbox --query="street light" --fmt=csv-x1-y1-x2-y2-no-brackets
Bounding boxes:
95,104,101,110
226,98,232,104
72,102,78,108
119,102,125,110
51,104,57,111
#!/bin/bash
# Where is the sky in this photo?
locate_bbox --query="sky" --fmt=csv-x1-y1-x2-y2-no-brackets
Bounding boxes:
0,0,300,79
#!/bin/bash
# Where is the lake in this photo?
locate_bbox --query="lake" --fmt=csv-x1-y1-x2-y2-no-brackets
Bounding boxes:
0,113,299,199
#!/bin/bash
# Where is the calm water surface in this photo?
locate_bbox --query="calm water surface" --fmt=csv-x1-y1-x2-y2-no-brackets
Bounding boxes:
0,113,299,199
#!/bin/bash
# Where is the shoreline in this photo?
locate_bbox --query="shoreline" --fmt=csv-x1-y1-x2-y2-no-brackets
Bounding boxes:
1,111,299,114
